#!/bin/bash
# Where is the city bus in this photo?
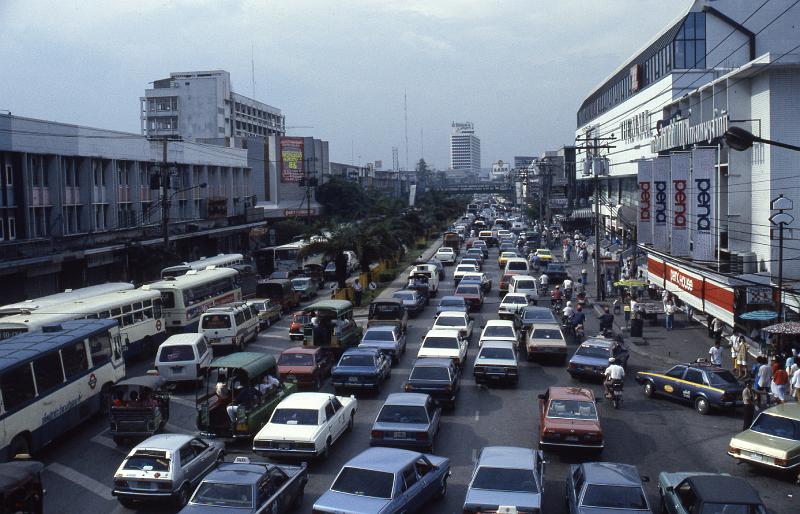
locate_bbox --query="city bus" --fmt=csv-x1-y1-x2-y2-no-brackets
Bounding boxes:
0,319,126,461
253,240,327,277
0,289,166,361
142,267,242,333
160,253,245,279
0,282,135,319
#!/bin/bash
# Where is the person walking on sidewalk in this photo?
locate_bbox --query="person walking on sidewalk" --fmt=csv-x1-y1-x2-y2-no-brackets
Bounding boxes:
352,280,363,307
790,365,800,402
708,340,724,366
665,300,676,331
661,289,669,310
772,365,789,404
742,381,756,431
731,332,749,379
711,317,724,345
756,356,773,407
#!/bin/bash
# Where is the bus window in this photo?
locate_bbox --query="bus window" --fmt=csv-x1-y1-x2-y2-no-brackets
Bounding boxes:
143,299,152,308
161,292,175,309
110,308,121,317
99,311,110,319
132,311,145,323
61,342,89,379
122,305,132,314
89,333,112,366
133,302,143,310
86,313,98,319
143,308,153,319
122,314,133,327
33,352,65,392
0,365,36,411
234,312,245,325
153,299,163,319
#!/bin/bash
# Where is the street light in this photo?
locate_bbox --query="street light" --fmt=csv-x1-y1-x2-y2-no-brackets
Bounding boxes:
724,126,800,152
770,195,794,321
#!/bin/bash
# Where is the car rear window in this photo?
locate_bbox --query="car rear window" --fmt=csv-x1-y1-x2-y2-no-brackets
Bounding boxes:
532,329,562,340
523,308,555,323
456,285,480,295
472,466,538,493
440,298,465,307
377,405,429,424
332,467,394,499
507,262,528,271
278,353,314,366
581,485,647,510
423,337,459,349
504,296,528,305
364,330,395,341
484,326,514,338
515,280,536,289
158,344,195,363
547,400,597,420
750,413,800,441
191,483,253,508
575,345,610,359
270,408,319,425
706,369,738,386
435,317,465,328
410,366,450,381
478,348,515,361
123,450,170,472
393,292,414,301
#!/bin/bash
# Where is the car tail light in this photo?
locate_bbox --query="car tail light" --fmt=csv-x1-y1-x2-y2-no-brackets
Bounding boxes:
371,430,384,438
114,479,128,487
568,363,576,369
403,383,413,392
774,457,789,466
728,446,740,455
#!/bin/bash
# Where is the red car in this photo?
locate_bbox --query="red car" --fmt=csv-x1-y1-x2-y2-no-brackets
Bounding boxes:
289,311,311,341
454,282,484,311
538,386,604,453
277,346,332,389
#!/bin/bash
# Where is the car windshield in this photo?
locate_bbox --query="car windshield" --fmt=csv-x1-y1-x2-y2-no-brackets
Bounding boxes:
250,302,267,311
364,330,394,341
292,278,310,287
339,354,375,367
457,266,476,273
393,292,415,301
507,262,527,271
278,353,314,366
191,483,253,508
483,326,514,338
504,296,528,305
515,280,536,289
456,285,480,295
523,309,555,323
478,348,515,360
377,405,429,424
423,337,459,349
700,503,766,514
472,467,538,493
581,485,648,510
410,366,450,381
331,467,394,499
438,249,453,254
547,400,597,420
270,408,319,425
158,345,194,363
532,329,563,339
440,298,465,307
547,265,566,272
750,413,800,440
435,317,465,328
123,450,170,472
575,345,611,359
706,369,739,386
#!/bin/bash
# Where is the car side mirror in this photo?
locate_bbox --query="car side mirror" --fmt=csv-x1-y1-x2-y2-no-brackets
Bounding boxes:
640,475,650,483
537,393,546,400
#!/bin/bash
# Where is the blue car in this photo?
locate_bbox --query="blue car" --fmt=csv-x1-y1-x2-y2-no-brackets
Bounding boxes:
636,361,744,415
359,325,407,364
566,462,652,514
332,348,391,394
567,337,630,380
436,295,468,317
179,456,307,514
463,446,544,514
312,447,450,514
370,393,441,452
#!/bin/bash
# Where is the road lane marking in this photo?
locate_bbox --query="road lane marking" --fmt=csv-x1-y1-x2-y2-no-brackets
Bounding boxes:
259,332,290,340
90,432,124,452
474,410,479,422
46,462,114,500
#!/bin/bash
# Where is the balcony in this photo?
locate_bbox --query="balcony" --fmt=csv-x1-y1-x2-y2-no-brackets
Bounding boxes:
92,186,107,204
118,186,130,203
31,187,51,207
64,187,80,205
139,186,151,202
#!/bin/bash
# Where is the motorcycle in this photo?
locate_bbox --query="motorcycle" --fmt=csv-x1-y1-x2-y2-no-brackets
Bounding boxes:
609,380,624,409
574,323,585,343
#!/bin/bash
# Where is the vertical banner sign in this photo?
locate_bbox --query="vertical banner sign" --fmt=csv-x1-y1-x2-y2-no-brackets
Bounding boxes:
280,137,305,183
637,160,653,244
669,153,690,256
652,156,670,251
409,184,417,207
691,148,716,261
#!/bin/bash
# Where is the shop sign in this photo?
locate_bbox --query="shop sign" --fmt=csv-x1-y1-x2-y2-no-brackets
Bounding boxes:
669,152,690,256
746,287,774,305
652,156,669,251
284,208,315,217
651,115,728,153
691,148,716,262
637,160,653,244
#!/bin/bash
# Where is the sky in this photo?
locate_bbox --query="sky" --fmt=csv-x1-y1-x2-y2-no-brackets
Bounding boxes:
0,0,688,170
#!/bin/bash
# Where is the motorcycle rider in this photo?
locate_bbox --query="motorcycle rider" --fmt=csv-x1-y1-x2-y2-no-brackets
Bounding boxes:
573,304,586,327
563,277,573,300
598,306,614,332
539,271,549,295
604,357,626,399
550,285,563,310
562,301,575,323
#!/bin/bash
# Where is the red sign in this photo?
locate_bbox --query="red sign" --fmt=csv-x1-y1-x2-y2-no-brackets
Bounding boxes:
666,265,701,298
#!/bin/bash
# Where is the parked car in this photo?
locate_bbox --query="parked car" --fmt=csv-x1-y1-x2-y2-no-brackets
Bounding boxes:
473,341,519,386
566,463,652,514
277,346,332,390
112,434,224,509
479,320,518,349
291,276,319,300
252,392,357,459
727,403,800,470
392,290,426,316
460,271,492,293
359,325,407,364
463,446,544,514
538,386,604,453
527,325,568,363
498,292,530,321
635,361,743,415
436,295,468,316
312,447,450,513
417,329,468,367
246,298,282,329
568,337,630,381
179,456,307,514
155,333,212,385
289,311,311,341
435,247,456,265
404,358,461,409
370,393,442,452
454,282,484,311
431,311,474,341
331,347,391,394
658,472,765,514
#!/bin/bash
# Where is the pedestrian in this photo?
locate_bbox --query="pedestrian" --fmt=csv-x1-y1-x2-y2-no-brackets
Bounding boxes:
711,317,724,344
707,315,716,339
623,300,632,329
661,289,669,309
665,300,676,331
790,364,800,402
352,280,362,307
731,332,749,379
708,340,724,366
756,356,773,407
786,348,798,372
581,268,588,285
742,381,756,431
606,275,614,298
772,364,789,404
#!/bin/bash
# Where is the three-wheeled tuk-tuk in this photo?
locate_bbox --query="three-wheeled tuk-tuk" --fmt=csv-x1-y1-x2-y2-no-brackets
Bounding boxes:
367,298,408,334
302,300,363,360
196,353,297,439
109,375,170,445
0,460,45,514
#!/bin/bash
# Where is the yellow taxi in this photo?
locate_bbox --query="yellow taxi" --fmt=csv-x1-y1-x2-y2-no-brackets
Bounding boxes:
498,251,519,268
535,248,553,262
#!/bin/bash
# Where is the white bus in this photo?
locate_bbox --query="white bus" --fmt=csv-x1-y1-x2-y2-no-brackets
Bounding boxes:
254,240,327,276
0,319,126,461
142,267,242,333
0,282,135,318
0,289,166,361
160,253,245,279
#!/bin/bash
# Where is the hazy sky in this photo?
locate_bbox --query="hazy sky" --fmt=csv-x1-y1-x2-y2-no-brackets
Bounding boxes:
0,0,687,170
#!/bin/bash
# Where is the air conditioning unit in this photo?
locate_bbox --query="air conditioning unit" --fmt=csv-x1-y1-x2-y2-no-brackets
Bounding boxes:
729,252,758,275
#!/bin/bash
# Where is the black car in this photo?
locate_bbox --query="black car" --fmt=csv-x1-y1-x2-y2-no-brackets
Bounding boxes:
403,358,461,409
544,263,570,284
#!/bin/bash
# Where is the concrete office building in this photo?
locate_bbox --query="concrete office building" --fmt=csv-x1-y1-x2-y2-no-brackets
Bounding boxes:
141,70,285,147
449,122,481,172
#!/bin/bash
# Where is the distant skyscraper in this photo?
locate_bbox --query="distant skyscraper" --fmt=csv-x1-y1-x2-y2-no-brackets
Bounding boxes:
449,122,481,172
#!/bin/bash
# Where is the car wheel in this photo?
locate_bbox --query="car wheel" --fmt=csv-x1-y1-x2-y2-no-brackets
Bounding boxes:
347,412,355,432
436,478,447,499
643,381,655,398
695,396,710,415
175,484,191,508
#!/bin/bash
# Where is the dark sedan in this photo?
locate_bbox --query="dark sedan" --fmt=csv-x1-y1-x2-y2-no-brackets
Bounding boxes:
566,462,651,514
331,348,391,394
403,358,461,409
392,290,426,316
544,262,570,284
567,337,630,381
636,361,744,415
658,472,764,514
463,446,544,514
370,393,441,452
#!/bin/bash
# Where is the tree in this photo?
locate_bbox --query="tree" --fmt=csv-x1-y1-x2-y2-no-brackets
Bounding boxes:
315,177,371,220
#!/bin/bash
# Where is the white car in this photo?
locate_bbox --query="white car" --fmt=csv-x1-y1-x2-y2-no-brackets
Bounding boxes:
479,319,518,349
453,264,479,284
252,392,357,459
526,324,567,363
498,293,529,320
417,329,468,367
432,311,474,341
435,247,456,265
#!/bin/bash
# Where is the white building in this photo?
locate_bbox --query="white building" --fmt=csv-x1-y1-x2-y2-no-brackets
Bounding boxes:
490,160,511,181
450,122,481,172
141,70,285,146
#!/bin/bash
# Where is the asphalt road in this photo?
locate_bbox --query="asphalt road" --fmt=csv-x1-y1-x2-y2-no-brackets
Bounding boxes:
38,244,797,513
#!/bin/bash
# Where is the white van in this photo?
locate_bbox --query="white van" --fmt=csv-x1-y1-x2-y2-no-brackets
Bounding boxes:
155,333,212,384
504,258,530,275
199,302,260,350
508,274,539,299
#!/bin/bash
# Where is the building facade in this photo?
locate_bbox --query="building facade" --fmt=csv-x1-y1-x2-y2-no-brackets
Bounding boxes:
449,122,481,172
514,156,536,169
490,160,511,181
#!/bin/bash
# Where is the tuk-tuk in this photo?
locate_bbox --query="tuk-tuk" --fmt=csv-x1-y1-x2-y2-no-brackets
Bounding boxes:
0,460,44,514
109,375,170,445
196,352,297,439
302,300,363,359
367,298,408,334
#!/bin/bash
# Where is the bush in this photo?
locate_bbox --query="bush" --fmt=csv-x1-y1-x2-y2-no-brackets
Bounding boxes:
378,271,396,283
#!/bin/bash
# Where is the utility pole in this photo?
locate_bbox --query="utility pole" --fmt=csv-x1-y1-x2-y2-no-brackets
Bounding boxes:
161,138,170,246
770,195,794,321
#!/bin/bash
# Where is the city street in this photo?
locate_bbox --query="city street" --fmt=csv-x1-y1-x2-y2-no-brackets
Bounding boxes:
33,242,797,513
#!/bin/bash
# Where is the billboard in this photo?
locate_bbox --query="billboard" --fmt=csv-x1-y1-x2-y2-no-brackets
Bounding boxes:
637,159,652,244
691,148,716,262
280,137,305,183
669,152,690,256
652,156,670,251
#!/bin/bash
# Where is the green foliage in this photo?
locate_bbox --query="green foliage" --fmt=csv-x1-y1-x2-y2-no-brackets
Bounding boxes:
315,177,371,220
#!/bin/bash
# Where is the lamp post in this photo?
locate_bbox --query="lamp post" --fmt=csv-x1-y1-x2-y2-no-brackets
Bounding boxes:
770,196,794,321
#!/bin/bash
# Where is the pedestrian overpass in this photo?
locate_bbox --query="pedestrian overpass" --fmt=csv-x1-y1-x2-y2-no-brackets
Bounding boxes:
429,182,515,195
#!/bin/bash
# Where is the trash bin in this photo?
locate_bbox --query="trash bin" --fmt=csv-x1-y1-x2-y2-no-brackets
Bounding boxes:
630,317,644,338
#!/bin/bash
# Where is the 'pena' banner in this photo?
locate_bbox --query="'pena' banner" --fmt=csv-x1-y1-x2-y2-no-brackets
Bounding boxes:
691,148,716,262
652,156,670,251
669,153,690,256
637,160,653,245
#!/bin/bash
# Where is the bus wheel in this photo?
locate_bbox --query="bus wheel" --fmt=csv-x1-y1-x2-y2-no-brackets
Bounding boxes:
9,434,30,459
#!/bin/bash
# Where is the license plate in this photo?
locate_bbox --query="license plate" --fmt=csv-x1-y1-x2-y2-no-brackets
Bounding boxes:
393,432,407,439
744,451,765,462
170,366,184,373
278,442,291,450
286,375,296,381
348,377,359,383
565,436,579,442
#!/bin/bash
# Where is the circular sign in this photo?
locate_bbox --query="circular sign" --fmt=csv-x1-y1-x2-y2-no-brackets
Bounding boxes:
156,319,162,331
88,373,97,390
664,384,674,393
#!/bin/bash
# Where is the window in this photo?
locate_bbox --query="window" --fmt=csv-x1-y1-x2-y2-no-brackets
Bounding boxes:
161,292,175,309
574,466,585,496
0,220,3,241
665,366,686,379
8,218,16,240
179,444,196,466
4,164,11,186
684,368,703,384
325,402,335,421
153,299,163,319
33,352,65,392
402,467,418,490
673,12,705,69
89,333,112,366
0,364,37,411
676,481,697,510
61,341,89,379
